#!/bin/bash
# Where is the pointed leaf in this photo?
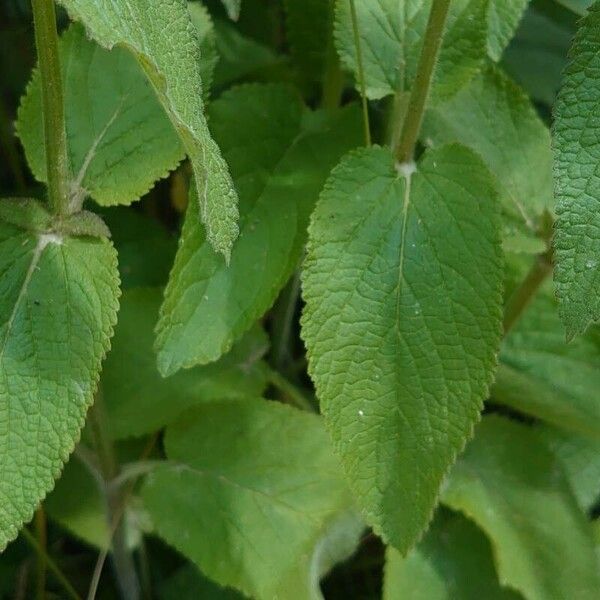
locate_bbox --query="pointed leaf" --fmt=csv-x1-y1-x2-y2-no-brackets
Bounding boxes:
142,399,359,600
442,416,600,600
553,2,600,337
301,144,503,551
156,85,361,375
0,221,119,549
56,0,239,258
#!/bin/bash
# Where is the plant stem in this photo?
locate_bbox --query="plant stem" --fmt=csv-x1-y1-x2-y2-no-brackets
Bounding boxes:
31,0,70,215
321,28,344,110
34,508,47,600
348,0,371,146
504,248,553,334
271,271,301,372
21,528,81,600
394,0,451,163
89,395,140,600
266,368,316,412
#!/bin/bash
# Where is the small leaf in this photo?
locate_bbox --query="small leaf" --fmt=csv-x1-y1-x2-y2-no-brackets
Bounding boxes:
384,510,520,599
334,0,487,101
0,198,53,233
442,416,600,600
423,65,552,252
553,1,600,337
301,144,503,551
156,85,362,375
56,0,239,259
103,287,269,439
142,399,360,600
0,223,119,550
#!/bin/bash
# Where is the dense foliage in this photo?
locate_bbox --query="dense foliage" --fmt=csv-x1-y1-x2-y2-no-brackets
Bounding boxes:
0,0,599,598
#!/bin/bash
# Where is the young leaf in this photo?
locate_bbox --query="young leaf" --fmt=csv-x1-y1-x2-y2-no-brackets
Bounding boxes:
142,399,361,600
423,65,552,253
103,287,269,439
383,511,520,599
56,0,239,259
156,85,362,375
442,416,600,600
0,220,119,550
301,144,503,552
553,2,600,337
334,0,487,101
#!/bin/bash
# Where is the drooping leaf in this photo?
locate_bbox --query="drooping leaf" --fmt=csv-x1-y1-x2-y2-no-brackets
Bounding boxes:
156,85,362,375
334,0,487,101
383,510,520,600
142,399,361,600
553,2,600,337
103,287,269,439
442,416,600,600
301,144,503,551
487,0,528,61
538,425,600,512
493,278,600,438
56,0,239,259
17,24,183,208
0,220,119,550
423,65,552,253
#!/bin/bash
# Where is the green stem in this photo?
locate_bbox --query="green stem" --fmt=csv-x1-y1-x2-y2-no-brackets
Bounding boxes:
321,28,344,110
271,271,301,372
348,0,371,145
34,508,47,600
503,248,553,334
31,0,70,215
21,528,81,600
266,368,316,412
89,395,140,600
394,0,451,163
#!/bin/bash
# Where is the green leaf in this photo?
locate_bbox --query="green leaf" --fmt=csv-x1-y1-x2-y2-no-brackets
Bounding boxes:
0,222,119,550
159,565,243,600
301,144,503,551
103,287,269,439
487,0,528,61
220,0,241,20
188,1,219,101
538,425,600,512
383,510,521,600
17,24,184,208
493,280,600,438
423,65,552,253
553,2,600,337
56,0,239,259
442,416,600,600
142,399,361,600
334,0,487,101
156,84,362,375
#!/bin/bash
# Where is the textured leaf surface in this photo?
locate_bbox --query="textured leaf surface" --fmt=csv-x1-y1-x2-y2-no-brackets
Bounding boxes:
384,511,520,600
103,287,268,439
156,85,361,375
301,144,503,551
493,279,600,438
0,221,119,550
56,0,239,258
442,416,600,600
553,3,600,337
17,24,183,208
188,2,218,101
142,399,360,600
334,0,486,101
423,66,552,253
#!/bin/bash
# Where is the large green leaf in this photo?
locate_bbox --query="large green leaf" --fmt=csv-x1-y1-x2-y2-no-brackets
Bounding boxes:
423,66,551,253
156,85,361,375
17,24,183,208
384,510,520,600
553,2,600,337
492,280,600,438
142,399,362,600
103,287,268,439
0,219,119,550
334,0,487,101
442,416,600,600
56,0,239,259
487,0,528,61
301,144,503,551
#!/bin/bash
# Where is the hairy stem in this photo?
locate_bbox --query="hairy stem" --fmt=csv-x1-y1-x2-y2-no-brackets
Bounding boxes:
394,0,451,163
31,0,70,215
504,248,553,334
89,394,140,600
